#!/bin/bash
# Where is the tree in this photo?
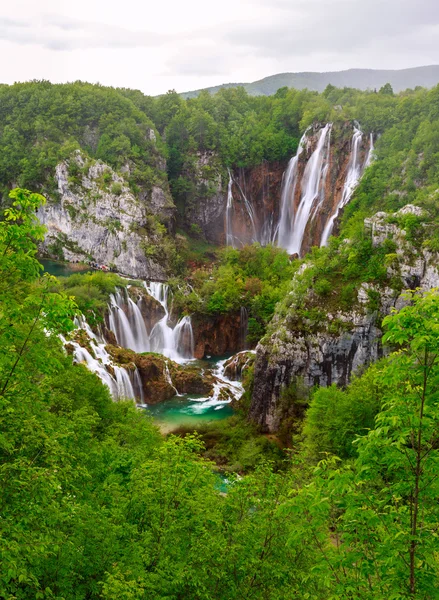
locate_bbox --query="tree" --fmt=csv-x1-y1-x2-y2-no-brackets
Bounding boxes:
289,290,439,598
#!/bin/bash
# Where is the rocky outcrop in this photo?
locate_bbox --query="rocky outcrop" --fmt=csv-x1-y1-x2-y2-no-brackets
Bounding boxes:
192,313,244,359
38,151,175,279
224,351,256,380
106,345,213,403
225,161,288,246
128,285,165,333
249,205,439,432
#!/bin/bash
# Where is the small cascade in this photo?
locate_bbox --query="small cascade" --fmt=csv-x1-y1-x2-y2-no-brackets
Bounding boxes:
320,126,365,246
288,123,332,255
145,282,195,363
108,288,149,353
225,169,234,247
240,306,249,350
163,361,183,397
173,316,195,359
188,358,244,414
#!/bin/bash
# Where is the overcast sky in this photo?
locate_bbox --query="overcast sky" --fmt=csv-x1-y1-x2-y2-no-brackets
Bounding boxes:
1,0,438,95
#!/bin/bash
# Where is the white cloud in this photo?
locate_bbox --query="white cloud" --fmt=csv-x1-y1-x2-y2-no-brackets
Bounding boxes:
0,0,438,94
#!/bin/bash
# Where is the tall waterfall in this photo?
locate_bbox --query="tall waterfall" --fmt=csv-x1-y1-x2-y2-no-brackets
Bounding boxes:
364,132,375,168
276,131,308,248
225,169,234,247
320,126,363,246
65,316,144,402
145,282,195,362
286,123,332,255
320,128,374,247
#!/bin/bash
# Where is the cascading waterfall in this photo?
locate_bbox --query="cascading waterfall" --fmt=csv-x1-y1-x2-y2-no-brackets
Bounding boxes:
320,127,373,246
287,123,332,255
107,284,194,363
65,316,141,401
225,169,234,247
145,282,195,363
108,288,149,353
275,133,307,247
364,132,375,168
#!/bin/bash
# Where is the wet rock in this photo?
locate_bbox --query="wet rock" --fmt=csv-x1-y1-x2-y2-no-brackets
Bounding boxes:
223,351,256,381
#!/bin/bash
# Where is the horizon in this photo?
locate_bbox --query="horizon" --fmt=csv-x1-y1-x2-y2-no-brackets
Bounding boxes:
1,0,438,95
1,63,439,97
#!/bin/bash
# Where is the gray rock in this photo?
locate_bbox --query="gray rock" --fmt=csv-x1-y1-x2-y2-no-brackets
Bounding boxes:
38,152,173,279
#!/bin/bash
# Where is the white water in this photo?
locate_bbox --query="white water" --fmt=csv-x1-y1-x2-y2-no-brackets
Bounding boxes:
288,123,332,255
364,132,375,168
320,127,374,246
64,316,142,401
187,357,244,414
145,282,195,363
277,124,332,255
320,126,363,246
276,130,308,247
108,288,150,353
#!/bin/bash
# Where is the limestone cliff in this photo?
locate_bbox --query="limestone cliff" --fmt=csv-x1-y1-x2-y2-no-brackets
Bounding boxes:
249,205,439,432
38,151,175,279
181,151,287,245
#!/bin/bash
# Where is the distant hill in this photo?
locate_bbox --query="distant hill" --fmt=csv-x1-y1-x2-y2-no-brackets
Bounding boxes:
181,65,439,98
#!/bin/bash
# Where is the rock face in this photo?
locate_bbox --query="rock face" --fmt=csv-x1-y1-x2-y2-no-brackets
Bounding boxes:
192,313,244,359
249,205,439,432
182,151,287,245
225,161,288,246
223,351,256,381
38,151,175,279
106,345,213,404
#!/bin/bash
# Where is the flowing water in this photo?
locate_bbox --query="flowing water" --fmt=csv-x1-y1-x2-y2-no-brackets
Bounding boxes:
277,124,332,255
288,123,332,255
63,315,144,402
143,356,242,432
108,283,195,363
64,280,242,427
320,126,363,246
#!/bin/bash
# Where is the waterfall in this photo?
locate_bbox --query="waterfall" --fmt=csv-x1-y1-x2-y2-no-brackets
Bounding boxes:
364,132,375,168
108,288,149,353
144,282,195,363
225,169,234,247
233,174,258,244
174,316,195,360
276,130,308,248
320,126,364,247
288,123,332,255
64,321,141,402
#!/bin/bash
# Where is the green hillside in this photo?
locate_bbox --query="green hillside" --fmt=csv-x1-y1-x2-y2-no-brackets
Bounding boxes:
181,65,439,98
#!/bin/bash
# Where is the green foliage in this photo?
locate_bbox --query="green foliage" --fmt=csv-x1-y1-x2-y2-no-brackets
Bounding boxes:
303,362,386,459
55,271,126,324
172,243,295,343
0,81,164,198
172,415,286,473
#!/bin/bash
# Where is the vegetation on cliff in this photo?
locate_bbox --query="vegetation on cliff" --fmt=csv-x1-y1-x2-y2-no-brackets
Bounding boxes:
2,191,439,596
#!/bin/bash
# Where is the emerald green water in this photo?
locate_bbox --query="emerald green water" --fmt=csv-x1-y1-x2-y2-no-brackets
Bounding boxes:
39,259,90,278
145,395,234,432
142,356,239,432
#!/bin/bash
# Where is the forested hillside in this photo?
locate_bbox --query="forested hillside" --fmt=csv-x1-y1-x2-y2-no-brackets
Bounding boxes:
2,78,439,597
